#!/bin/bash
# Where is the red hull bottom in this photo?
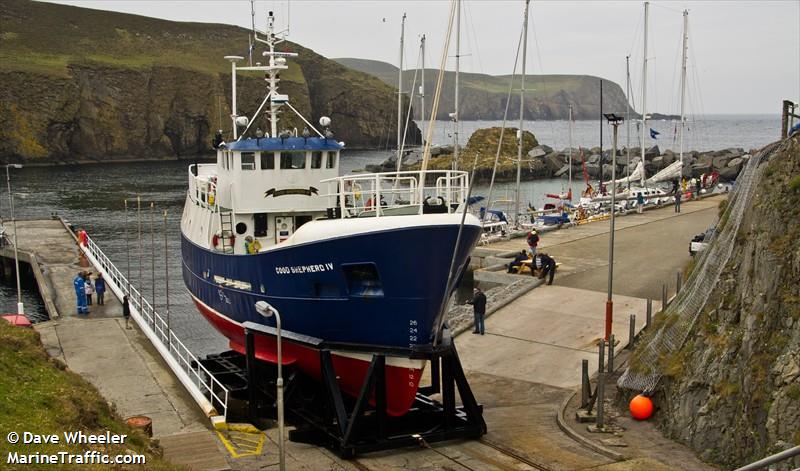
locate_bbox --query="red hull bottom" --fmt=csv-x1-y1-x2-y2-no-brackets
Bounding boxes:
192,298,423,416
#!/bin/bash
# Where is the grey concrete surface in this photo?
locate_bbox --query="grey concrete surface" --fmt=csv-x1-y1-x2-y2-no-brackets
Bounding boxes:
8,219,229,469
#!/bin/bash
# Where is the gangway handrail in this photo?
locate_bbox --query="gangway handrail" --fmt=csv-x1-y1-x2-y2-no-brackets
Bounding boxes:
79,234,229,422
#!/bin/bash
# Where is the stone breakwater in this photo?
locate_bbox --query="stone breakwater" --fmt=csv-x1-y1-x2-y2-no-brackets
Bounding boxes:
368,143,752,183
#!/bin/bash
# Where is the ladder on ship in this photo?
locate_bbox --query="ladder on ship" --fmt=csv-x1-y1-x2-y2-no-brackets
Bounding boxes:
220,211,234,253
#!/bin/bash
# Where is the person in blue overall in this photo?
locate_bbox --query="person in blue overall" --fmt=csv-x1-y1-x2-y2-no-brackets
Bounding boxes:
74,271,88,315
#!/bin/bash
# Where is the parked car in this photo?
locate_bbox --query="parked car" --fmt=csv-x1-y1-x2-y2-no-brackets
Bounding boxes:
690,227,715,256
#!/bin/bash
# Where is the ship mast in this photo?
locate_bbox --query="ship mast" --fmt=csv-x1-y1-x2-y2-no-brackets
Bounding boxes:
626,55,632,189
640,2,649,185
420,34,426,143
515,0,530,224
568,104,573,196
678,9,689,177
397,13,406,165
452,0,461,171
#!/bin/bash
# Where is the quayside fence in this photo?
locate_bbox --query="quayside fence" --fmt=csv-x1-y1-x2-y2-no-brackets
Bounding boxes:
79,234,230,422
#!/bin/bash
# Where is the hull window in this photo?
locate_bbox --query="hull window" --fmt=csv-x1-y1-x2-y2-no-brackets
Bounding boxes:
311,151,323,169
295,215,312,228
280,152,306,169
342,263,384,297
241,152,256,170
261,152,275,170
254,213,268,237
235,222,248,235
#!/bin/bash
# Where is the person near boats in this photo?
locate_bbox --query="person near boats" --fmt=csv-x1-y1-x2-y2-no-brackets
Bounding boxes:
74,271,88,315
467,288,487,335
84,273,94,305
675,187,682,213
534,253,557,285
636,191,645,214
507,250,530,273
526,229,540,256
94,273,106,306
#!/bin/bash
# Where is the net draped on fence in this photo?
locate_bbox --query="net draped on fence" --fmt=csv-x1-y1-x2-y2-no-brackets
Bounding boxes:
617,142,779,393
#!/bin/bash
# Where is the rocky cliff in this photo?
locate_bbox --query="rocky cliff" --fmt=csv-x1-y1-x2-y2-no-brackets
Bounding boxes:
334,57,675,121
0,0,417,163
631,135,800,468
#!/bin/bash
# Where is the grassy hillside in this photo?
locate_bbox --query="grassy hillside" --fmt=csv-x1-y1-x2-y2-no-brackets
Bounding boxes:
0,0,416,161
0,321,183,470
334,57,637,121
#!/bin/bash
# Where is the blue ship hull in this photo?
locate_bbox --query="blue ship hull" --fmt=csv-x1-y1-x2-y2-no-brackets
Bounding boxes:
181,223,481,350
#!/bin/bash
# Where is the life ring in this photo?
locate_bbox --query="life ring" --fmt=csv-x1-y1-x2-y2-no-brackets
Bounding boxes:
212,233,221,248
212,233,235,250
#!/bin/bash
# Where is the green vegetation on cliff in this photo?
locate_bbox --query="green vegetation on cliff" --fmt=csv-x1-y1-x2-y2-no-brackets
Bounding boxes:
0,0,416,162
0,321,182,470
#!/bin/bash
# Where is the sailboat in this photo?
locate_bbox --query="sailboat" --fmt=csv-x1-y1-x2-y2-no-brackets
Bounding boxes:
181,6,481,417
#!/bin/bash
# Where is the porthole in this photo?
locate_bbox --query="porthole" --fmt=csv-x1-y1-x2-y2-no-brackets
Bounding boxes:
236,222,247,235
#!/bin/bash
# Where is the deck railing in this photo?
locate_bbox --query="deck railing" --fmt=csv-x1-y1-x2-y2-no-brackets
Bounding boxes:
322,170,469,218
80,234,229,421
188,164,219,211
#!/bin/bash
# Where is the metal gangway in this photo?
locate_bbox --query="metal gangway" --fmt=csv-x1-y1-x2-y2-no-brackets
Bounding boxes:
79,233,229,424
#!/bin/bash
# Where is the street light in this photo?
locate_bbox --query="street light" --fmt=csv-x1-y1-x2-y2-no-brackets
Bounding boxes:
5,164,23,315
254,300,284,471
603,114,623,341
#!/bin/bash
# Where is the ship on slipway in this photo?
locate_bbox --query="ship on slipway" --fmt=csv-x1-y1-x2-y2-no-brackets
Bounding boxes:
180,10,481,416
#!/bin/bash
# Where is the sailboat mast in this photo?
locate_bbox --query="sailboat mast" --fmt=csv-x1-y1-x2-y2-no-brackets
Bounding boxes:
626,55,631,189
599,79,603,192
515,0,530,223
568,104,573,195
453,0,461,171
640,2,649,181
420,34,426,142
678,9,688,176
396,13,406,164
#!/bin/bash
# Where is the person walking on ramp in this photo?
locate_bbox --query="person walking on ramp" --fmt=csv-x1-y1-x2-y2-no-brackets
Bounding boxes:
94,273,106,305
467,287,487,335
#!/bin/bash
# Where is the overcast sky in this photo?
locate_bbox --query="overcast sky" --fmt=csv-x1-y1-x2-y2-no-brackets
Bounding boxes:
45,0,799,115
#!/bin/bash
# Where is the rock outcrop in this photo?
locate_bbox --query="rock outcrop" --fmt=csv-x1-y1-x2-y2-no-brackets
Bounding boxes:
0,0,418,163
630,136,800,468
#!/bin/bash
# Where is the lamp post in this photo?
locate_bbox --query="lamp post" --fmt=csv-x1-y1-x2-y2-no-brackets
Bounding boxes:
5,164,23,315
603,114,623,341
254,301,284,471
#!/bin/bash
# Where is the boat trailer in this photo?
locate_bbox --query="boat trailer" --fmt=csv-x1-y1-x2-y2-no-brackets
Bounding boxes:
198,324,486,458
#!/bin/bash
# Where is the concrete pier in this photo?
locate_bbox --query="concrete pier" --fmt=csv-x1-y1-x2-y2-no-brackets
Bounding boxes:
1,219,230,471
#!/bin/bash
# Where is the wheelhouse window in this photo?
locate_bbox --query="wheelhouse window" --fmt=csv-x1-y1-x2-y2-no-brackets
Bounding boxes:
280,152,306,169
241,152,256,170
311,151,323,169
342,263,384,297
326,151,337,169
261,152,275,170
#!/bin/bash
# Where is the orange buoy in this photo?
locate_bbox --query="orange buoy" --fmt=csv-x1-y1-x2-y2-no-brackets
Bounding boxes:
629,394,653,420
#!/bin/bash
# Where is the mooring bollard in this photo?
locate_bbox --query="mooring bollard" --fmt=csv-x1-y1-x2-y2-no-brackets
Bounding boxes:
629,314,636,349
662,283,668,310
646,299,653,328
607,334,615,373
581,359,590,408
676,271,682,293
